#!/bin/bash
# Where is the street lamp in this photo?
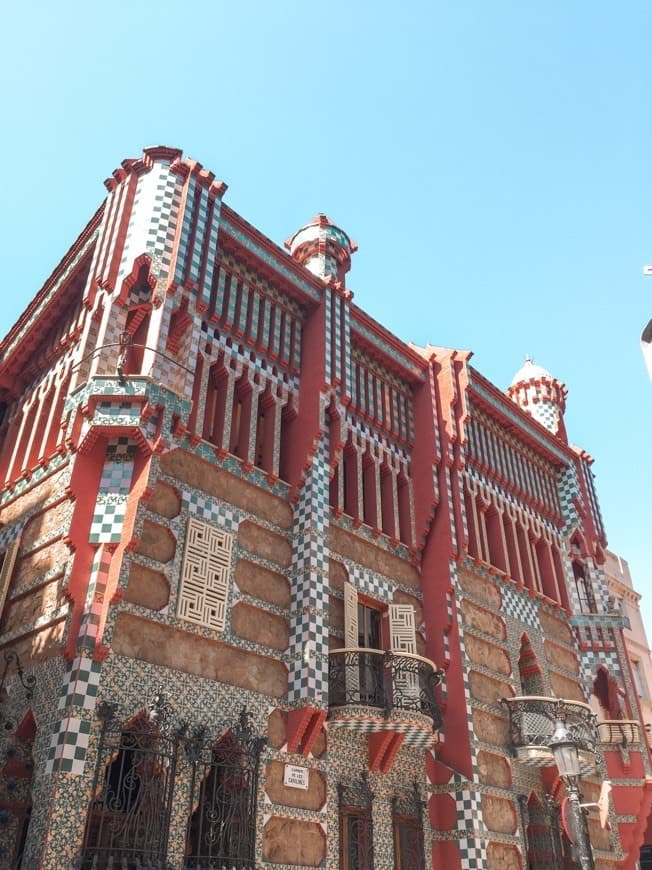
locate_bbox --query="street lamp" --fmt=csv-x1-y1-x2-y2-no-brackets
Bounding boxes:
550,717,595,870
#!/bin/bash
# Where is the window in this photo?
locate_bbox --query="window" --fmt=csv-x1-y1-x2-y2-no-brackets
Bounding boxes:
0,539,20,624
358,601,382,651
177,518,233,632
573,561,597,614
632,661,647,698
392,788,425,870
81,712,173,869
81,699,264,870
393,817,423,870
338,775,374,870
186,732,259,868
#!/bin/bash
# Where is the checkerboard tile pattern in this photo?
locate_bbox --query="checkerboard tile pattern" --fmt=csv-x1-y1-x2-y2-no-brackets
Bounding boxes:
0,518,25,551
346,562,393,603
558,463,582,531
578,648,621,692
45,716,92,775
456,788,487,868
57,656,102,711
182,490,240,533
89,438,135,544
501,583,541,629
288,433,330,706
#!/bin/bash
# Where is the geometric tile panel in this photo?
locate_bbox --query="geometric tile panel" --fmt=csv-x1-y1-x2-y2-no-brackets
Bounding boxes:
501,583,541,629
328,717,436,749
177,517,233,632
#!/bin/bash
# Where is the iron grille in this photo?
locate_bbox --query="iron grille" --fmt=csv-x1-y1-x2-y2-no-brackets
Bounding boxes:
392,783,425,870
338,771,374,870
79,695,180,870
78,693,265,870
183,709,266,869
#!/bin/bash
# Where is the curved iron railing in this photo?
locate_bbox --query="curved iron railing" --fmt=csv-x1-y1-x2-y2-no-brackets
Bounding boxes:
328,649,443,728
502,696,598,757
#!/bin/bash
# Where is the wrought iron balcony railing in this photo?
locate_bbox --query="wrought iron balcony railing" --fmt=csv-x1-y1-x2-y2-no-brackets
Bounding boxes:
328,648,443,728
597,719,641,747
502,696,598,770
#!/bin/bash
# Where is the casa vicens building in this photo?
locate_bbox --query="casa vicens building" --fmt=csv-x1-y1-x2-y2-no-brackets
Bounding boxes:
0,146,648,869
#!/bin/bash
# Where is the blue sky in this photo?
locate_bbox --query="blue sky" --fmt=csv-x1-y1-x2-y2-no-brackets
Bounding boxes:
1,2,651,624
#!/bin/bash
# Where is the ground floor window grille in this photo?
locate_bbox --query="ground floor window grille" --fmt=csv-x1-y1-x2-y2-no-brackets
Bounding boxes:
392,784,425,870
520,793,574,870
184,711,265,868
338,772,375,870
79,693,264,870
80,695,178,869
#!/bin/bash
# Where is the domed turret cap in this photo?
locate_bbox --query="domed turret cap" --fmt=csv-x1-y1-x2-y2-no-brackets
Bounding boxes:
510,355,554,387
286,214,357,284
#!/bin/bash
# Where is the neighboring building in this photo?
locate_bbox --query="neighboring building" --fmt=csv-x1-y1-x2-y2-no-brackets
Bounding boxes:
0,146,650,870
642,317,652,378
604,550,652,733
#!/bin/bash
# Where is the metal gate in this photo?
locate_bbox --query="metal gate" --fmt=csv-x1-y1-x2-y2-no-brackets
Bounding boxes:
78,692,265,870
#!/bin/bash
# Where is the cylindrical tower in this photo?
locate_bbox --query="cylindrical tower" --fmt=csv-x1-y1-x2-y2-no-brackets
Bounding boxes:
508,356,568,442
285,214,356,285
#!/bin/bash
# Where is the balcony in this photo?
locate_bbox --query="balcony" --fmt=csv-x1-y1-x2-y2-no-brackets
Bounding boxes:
327,648,443,747
597,719,641,747
502,696,597,772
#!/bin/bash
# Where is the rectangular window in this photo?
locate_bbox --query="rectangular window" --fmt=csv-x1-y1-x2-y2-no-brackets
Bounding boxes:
632,661,647,698
177,518,233,631
0,540,20,623
393,816,424,870
341,807,373,870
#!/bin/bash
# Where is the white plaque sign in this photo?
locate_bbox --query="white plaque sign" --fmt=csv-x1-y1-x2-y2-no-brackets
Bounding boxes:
283,764,309,790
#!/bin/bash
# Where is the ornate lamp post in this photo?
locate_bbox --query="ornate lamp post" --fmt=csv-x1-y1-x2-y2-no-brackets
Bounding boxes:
550,716,595,870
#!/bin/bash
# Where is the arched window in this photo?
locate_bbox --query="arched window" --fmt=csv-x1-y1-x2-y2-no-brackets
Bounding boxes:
186,730,260,867
523,793,572,869
254,386,276,473
397,473,412,547
202,355,229,447
81,709,175,869
592,667,623,720
573,561,597,613
343,441,360,520
339,773,374,870
229,373,253,461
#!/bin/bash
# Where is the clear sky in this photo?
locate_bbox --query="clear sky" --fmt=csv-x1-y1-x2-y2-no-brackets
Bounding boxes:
1,2,651,624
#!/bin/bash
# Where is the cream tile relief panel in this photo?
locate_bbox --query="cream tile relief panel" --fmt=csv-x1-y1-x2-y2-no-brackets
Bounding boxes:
177,517,233,631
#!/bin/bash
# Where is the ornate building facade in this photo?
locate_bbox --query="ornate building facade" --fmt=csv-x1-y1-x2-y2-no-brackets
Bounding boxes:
0,146,649,869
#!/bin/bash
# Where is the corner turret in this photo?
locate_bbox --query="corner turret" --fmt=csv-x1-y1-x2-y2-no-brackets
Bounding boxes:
508,356,568,442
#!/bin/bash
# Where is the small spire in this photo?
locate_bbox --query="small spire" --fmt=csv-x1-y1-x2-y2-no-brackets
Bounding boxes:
525,354,532,364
